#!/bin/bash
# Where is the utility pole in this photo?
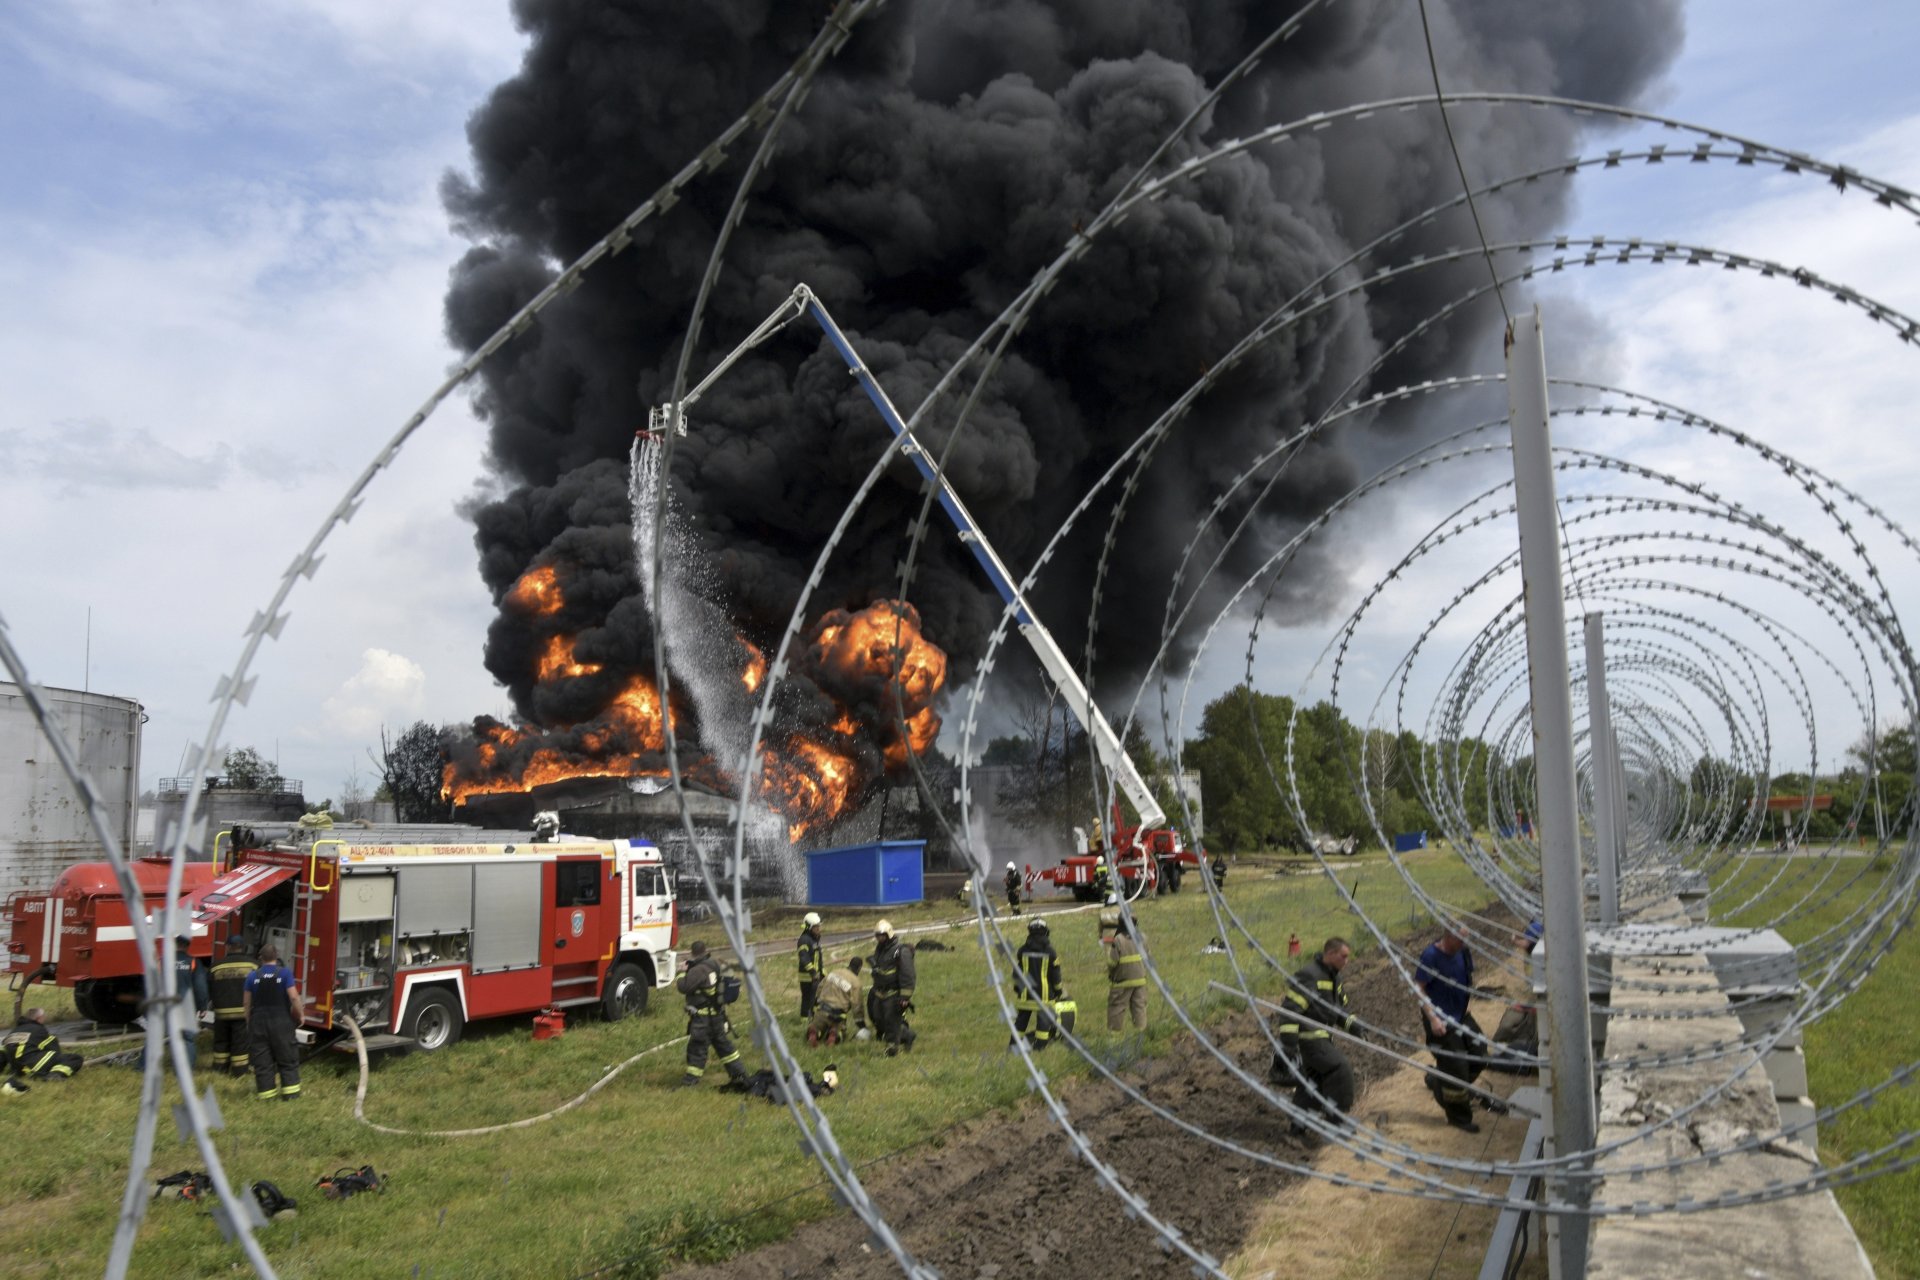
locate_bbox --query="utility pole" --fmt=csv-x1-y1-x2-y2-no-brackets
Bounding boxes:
1506,306,1597,1279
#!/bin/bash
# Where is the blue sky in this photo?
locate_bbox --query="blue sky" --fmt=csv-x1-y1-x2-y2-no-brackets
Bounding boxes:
2,2,1917,806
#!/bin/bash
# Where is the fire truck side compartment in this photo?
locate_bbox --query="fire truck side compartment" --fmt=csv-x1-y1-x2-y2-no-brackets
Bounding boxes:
472,863,542,971
396,864,472,936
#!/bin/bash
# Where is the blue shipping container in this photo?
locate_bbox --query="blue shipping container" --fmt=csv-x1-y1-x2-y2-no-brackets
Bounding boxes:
805,840,926,906
1393,831,1428,852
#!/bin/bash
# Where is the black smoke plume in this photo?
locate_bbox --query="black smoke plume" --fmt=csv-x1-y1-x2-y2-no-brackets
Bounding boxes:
443,0,1682,737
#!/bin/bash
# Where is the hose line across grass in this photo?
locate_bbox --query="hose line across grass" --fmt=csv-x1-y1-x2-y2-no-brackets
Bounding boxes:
339,1014,693,1138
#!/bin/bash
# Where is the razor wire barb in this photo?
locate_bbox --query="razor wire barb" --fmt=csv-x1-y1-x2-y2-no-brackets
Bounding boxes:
12,2,1920,1275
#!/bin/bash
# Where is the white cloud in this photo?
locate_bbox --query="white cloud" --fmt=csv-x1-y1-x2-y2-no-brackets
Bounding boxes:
321,648,428,739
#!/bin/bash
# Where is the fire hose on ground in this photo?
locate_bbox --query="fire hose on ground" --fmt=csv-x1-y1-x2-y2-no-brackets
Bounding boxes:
339,1013,696,1138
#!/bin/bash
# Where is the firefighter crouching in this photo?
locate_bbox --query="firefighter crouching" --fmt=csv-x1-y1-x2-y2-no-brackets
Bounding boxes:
869,920,917,1056
807,956,866,1047
243,944,304,1101
1272,935,1356,1137
797,911,825,1019
210,947,259,1077
676,939,748,1088
5,1007,83,1080
1012,918,1072,1049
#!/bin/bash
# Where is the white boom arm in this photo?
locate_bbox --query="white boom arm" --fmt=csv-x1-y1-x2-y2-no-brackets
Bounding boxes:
660,283,1167,830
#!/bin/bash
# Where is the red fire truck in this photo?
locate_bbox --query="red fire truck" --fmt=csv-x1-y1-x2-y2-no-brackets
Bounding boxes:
6,856,219,1021
1037,802,1204,902
188,832,679,1051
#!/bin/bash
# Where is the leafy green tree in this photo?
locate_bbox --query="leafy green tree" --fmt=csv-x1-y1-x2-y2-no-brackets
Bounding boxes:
377,722,454,823
222,746,276,790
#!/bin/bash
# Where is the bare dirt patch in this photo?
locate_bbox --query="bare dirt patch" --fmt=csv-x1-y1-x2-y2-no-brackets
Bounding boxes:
669,919,1530,1280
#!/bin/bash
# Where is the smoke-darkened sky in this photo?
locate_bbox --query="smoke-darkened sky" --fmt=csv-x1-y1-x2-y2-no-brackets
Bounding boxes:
446,0,1684,730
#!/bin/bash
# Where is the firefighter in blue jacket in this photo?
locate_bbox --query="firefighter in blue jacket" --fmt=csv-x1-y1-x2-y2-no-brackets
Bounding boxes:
243,944,303,1100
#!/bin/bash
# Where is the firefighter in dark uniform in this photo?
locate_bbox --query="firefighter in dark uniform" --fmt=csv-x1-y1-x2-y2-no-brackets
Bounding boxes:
1091,859,1113,903
796,911,825,1019
5,1007,83,1079
1003,862,1022,915
676,940,748,1088
869,920,917,1055
243,943,303,1101
1011,917,1065,1048
209,946,259,1077
1208,848,1227,890
1272,935,1355,1137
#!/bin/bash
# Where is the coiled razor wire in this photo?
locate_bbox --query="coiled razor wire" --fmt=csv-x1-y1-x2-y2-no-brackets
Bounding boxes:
9,3,1920,1275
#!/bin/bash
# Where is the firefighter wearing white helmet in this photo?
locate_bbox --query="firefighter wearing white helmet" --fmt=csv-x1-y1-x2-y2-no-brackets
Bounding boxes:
869,919,917,1055
1004,861,1023,916
797,910,826,1019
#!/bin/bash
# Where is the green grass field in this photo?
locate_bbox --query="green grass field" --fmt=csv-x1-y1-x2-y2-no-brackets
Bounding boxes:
1712,856,1920,1280
2,850,1492,1279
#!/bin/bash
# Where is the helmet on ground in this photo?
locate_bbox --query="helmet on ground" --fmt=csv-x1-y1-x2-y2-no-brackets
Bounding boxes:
875,919,895,938
803,911,822,927
1006,861,1016,871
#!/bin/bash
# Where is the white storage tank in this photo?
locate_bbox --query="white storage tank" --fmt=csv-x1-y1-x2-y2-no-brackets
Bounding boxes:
0,683,144,898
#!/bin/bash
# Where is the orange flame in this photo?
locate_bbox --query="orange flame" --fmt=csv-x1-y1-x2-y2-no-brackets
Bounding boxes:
510,565,564,616
536,635,604,681
443,591,947,841
607,676,670,751
761,735,858,842
741,639,767,694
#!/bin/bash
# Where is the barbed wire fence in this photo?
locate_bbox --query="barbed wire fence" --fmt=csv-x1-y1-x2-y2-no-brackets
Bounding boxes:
6,0,1919,1274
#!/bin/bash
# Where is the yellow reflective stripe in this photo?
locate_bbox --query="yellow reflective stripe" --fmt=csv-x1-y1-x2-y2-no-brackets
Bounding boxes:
1113,978,1147,989
1285,991,1307,1008
1278,1023,1301,1034
1299,1029,1332,1039
1315,980,1335,990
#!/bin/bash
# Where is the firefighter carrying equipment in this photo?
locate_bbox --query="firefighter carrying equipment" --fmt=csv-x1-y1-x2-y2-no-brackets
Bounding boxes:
317,1165,387,1200
677,951,747,1085
1012,926,1065,1047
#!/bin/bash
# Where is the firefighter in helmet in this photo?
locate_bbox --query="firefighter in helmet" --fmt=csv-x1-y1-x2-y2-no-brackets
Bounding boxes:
676,939,748,1088
869,920,917,1055
1003,862,1023,915
243,943,304,1101
1011,917,1067,1049
1091,858,1114,903
1272,936,1355,1137
797,911,825,1019
209,943,259,1077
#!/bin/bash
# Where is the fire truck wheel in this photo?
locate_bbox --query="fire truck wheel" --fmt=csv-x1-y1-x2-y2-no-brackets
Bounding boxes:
72,981,106,1024
402,988,464,1052
601,962,649,1022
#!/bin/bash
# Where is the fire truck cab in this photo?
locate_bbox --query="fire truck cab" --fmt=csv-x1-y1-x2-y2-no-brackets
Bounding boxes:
190,833,678,1051
6,856,218,1022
